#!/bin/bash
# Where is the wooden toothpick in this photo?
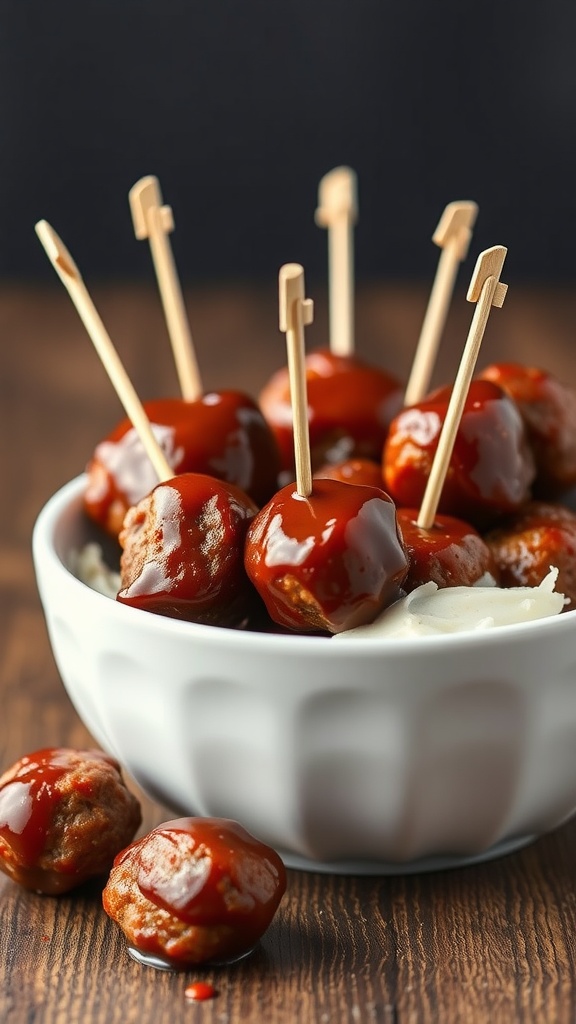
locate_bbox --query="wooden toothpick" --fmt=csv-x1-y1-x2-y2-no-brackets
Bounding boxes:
279,264,314,497
35,219,174,484
315,166,358,357
129,175,202,401
416,245,508,529
404,200,479,407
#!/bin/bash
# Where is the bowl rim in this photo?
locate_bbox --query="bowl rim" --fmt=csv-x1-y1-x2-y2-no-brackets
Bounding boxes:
33,473,576,656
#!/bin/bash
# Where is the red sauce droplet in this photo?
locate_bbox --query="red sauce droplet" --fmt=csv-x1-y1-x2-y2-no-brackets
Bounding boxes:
184,981,217,1002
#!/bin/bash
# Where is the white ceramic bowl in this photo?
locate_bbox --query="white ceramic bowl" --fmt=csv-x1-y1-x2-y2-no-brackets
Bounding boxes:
32,474,576,874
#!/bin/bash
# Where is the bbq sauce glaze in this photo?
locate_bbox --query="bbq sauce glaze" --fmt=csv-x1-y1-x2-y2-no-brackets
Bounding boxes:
103,817,287,970
0,747,118,867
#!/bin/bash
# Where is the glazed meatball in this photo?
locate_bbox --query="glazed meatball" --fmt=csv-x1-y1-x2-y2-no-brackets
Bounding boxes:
102,817,287,969
117,473,259,628
382,379,536,530
478,363,576,497
484,500,576,608
259,349,403,474
314,457,385,488
397,509,500,592
0,748,142,894
84,392,282,539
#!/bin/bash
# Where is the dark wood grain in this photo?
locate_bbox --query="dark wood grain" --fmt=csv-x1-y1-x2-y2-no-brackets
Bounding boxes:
2,282,576,1024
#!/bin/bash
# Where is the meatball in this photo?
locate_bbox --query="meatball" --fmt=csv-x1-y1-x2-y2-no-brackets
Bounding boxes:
314,457,384,488
259,349,403,473
397,509,500,592
484,500,576,608
102,817,287,969
244,478,409,634
84,392,282,539
478,362,576,497
0,748,142,894
383,379,536,530
117,473,259,628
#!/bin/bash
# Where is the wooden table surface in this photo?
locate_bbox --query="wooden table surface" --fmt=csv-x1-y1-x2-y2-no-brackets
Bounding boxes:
2,280,576,1024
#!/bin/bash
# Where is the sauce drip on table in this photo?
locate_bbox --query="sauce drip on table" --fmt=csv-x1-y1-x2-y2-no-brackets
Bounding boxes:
184,982,217,1002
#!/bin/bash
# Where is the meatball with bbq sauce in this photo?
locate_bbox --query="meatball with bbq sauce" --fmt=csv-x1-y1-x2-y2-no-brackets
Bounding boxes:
102,817,287,969
396,509,500,593
484,500,576,608
0,748,141,894
244,477,409,635
314,457,384,489
383,379,536,531
477,362,576,498
117,472,259,628
84,392,282,539
259,350,403,476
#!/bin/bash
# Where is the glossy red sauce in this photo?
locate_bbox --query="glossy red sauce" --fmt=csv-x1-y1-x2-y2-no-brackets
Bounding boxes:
129,818,285,928
383,379,536,529
107,817,286,967
478,362,576,496
245,477,409,633
184,982,217,1001
314,457,384,488
84,391,282,537
259,348,403,471
0,748,116,867
396,508,499,591
117,473,258,626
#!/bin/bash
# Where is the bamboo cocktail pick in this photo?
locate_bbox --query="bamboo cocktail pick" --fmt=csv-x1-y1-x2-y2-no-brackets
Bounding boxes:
416,244,508,530
129,175,202,401
279,263,315,496
404,200,479,407
315,166,358,357
35,219,174,484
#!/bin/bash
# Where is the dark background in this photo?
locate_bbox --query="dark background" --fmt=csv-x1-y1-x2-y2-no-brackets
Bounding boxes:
1,0,575,287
